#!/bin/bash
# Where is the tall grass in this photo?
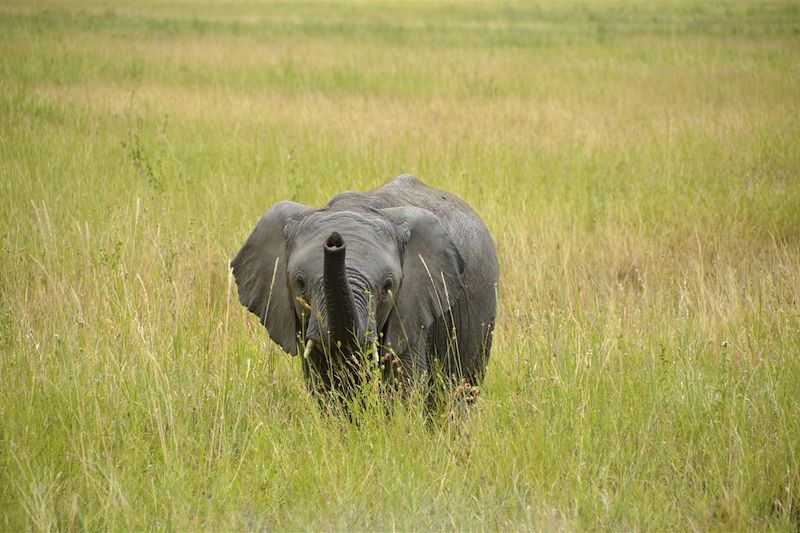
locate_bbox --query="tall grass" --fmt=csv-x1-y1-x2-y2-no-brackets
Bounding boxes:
1,1,799,529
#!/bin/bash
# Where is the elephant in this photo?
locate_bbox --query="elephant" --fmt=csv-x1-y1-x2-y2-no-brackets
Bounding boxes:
231,174,497,400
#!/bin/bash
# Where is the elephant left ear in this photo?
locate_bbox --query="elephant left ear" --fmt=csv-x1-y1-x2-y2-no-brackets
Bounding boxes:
379,207,465,367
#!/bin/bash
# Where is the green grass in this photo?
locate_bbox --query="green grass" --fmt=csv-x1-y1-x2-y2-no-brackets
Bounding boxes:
2,0,799,530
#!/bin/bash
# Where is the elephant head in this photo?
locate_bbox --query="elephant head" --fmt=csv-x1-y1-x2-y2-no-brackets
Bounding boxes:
231,201,464,391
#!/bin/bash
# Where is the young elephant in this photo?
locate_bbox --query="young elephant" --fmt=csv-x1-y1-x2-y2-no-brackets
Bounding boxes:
231,174,497,398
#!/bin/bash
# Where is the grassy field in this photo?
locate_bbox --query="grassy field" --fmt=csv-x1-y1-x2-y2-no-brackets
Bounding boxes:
2,0,800,530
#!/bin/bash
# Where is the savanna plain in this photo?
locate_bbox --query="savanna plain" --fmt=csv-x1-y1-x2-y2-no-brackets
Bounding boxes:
1,1,799,530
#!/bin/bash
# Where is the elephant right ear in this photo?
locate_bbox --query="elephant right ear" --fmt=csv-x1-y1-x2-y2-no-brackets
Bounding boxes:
231,201,312,355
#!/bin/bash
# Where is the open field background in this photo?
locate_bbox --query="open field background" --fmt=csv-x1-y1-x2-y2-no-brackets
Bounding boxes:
2,1,799,530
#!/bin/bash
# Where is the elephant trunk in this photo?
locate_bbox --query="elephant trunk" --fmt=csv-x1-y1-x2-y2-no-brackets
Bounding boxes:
323,232,360,350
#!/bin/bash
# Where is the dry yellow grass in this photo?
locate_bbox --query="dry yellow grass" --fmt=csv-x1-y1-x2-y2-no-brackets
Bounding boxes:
1,0,799,530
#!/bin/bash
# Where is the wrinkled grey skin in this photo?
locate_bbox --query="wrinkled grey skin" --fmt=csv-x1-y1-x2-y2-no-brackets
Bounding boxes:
231,175,498,397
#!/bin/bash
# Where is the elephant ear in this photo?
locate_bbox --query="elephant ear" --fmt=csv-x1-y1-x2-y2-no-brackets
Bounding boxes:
231,201,311,355
380,207,465,367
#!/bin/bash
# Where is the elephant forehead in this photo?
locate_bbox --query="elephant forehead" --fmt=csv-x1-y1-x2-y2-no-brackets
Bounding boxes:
294,210,396,246
287,211,401,279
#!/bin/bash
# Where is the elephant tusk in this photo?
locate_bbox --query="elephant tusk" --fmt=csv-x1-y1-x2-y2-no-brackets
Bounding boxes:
303,339,314,358
371,340,379,364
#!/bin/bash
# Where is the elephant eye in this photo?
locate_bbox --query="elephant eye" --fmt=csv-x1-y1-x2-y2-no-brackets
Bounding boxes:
381,278,394,297
294,274,307,293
